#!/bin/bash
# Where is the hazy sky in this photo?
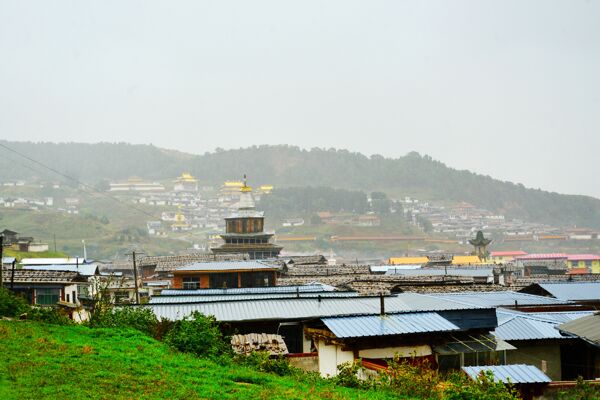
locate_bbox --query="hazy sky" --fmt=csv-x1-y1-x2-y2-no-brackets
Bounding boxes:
1,1,599,197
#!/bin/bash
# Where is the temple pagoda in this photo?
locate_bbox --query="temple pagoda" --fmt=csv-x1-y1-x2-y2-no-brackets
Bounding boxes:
469,230,491,260
211,176,282,259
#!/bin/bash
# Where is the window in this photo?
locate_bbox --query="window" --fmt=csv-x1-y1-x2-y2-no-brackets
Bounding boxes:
209,273,238,288
183,277,200,289
36,288,60,305
240,272,273,287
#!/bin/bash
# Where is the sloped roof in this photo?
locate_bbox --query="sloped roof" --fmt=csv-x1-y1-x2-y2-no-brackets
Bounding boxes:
529,282,600,301
1,268,84,283
462,364,551,384
22,264,99,276
322,312,460,338
558,313,600,347
173,260,279,272
428,291,571,307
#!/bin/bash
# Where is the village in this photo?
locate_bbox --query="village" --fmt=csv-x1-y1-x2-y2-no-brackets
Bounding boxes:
3,177,600,399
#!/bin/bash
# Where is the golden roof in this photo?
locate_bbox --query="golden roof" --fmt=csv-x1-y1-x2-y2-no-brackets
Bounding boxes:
224,181,243,187
451,255,483,265
178,173,197,182
389,257,429,265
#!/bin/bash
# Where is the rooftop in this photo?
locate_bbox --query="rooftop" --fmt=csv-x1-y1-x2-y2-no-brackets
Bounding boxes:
522,282,600,301
22,264,99,276
462,364,551,384
321,312,460,338
173,260,280,273
558,313,600,347
1,268,84,283
428,291,572,307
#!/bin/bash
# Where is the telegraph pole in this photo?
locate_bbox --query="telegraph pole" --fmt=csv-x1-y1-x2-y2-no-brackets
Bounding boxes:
126,250,143,305
0,235,3,288
10,259,16,290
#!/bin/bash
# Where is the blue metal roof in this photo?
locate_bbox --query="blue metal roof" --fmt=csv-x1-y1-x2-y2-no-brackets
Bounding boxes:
174,260,279,272
462,364,551,384
159,284,336,296
429,291,571,307
322,312,459,338
494,309,593,341
22,264,99,276
144,292,486,322
2,257,16,264
535,282,600,301
149,291,360,304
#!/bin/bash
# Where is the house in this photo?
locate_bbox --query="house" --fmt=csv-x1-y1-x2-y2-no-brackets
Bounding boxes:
173,173,198,192
490,251,528,264
171,260,281,289
451,255,484,265
566,254,600,274
2,268,87,307
1,229,19,245
144,292,508,377
389,256,429,266
558,313,600,379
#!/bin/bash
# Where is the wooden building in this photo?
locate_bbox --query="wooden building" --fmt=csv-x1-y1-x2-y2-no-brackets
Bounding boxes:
172,260,280,289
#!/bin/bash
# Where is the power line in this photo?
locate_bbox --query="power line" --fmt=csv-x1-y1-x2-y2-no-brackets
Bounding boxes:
0,142,160,219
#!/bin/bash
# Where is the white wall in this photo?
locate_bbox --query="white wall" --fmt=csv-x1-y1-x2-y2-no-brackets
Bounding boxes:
317,339,355,377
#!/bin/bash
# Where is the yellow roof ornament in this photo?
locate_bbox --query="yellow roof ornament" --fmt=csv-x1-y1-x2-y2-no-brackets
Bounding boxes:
241,174,252,193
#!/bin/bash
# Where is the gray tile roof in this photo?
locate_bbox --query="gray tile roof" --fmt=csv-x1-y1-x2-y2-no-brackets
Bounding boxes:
322,312,460,338
462,364,551,384
159,284,337,296
174,260,279,272
1,268,83,283
384,268,493,277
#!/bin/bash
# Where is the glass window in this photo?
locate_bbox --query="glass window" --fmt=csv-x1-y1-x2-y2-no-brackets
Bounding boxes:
209,273,238,288
183,277,200,289
36,288,60,305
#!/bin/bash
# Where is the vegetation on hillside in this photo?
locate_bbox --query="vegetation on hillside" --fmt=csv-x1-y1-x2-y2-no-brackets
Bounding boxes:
1,141,599,228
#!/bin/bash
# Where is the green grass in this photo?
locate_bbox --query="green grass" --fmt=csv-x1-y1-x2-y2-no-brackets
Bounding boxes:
0,321,407,400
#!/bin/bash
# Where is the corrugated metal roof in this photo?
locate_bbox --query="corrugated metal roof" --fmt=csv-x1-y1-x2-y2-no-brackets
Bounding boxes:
322,312,459,338
535,282,600,301
462,364,551,384
20,257,87,266
149,291,360,304
429,291,571,307
370,265,421,273
174,260,279,272
2,257,16,264
385,268,493,277
22,264,99,276
493,309,593,341
144,293,484,322
515,253,567,260
559,313,600,346
159,284,337,296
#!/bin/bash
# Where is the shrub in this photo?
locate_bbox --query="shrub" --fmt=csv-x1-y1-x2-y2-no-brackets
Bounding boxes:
235,351,295,376
87,306,158,336
164,311,230,359
0,288,29,317
333,361,366,388
26,306,73,325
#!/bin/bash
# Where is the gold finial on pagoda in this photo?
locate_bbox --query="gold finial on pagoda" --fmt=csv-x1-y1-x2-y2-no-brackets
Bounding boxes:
241,174,252,193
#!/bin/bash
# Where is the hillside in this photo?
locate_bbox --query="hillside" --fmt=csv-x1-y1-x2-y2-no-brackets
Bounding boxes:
1,141,600,229
0,321,401,400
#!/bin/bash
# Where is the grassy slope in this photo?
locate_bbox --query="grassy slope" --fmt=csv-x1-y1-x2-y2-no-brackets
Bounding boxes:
0,321,406,400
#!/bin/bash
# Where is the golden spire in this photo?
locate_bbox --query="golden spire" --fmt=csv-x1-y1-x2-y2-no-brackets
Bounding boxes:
241,174,252,193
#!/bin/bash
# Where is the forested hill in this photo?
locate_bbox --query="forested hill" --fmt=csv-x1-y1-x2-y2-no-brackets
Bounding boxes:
1,141,600,229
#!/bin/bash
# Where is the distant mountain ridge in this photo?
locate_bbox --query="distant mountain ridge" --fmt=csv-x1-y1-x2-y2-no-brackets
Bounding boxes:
1,140,599,229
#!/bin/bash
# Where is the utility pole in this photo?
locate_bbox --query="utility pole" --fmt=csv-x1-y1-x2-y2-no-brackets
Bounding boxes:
53,233,57,252
0,235,3,288
126,250,143,305
10,259,16,290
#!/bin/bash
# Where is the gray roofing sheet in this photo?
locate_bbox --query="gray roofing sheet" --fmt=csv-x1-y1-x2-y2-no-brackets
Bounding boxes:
462,364,551,384
385,268,493,277
22,264,99,276
159,284,337,296
2,257,16,264
558,313,600,346
494,316,565,341
144,293,484,322
428,291,571,307
536,282,600,301
149,291,360,304
175,260,279,272
322,312,459,338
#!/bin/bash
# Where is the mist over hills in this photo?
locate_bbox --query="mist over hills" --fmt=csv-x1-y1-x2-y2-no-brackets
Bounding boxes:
1,140,599,229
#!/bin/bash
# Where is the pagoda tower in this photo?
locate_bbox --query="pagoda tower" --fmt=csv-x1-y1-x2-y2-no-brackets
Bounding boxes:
469,230,491,260
211,175,282,259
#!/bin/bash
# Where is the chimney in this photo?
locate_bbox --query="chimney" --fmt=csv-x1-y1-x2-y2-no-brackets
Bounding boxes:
380,293,385,316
